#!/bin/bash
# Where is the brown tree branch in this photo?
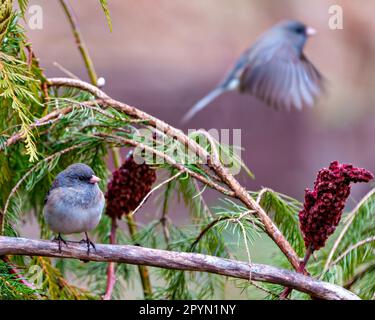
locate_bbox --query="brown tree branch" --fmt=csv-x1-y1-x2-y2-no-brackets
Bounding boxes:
0,100,99,152
0,236,359,300
94,132,234,197
46,77,301,271
0,106,72,151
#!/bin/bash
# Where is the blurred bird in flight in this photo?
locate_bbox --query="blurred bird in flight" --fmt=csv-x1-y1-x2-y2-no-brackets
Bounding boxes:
182,20,324,123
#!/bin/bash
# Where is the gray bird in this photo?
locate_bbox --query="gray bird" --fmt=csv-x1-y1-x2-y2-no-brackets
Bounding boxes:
44,163,105,254
182,20,324,123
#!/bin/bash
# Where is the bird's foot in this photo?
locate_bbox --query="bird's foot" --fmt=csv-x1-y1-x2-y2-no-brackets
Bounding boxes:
79,232,96,256
53,234,68,252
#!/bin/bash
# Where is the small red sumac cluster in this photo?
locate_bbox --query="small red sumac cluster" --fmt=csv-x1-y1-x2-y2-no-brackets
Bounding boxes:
105,152,157,218
299,161,373,251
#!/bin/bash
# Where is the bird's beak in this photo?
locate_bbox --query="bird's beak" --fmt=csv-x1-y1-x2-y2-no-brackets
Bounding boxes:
90,175,101,184
306,27,317,36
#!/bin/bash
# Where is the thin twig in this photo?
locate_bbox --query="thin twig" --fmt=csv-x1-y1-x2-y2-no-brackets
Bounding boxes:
191,217,231,250
250,281,283,299
160,172,175,246
53,61,80,80
59,0,98,84
130,171,184,217
193,180,213,219
192,180,238,260
256,187,273,204
331,236,375,266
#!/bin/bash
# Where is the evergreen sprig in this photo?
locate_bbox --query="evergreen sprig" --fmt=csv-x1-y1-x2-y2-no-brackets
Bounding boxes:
98,0,112,32
16,0,28,17
0,259,39,300
0,13,43,162
252,189,305,256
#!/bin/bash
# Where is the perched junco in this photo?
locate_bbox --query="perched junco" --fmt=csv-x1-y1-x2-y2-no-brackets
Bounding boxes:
44,163,105,254
182,20,324,122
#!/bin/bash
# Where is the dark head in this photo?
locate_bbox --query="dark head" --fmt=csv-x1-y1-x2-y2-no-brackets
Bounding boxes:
55,163,101,188
274,20,316,52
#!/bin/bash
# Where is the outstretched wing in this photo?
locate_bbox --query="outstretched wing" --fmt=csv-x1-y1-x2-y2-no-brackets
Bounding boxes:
239,45,324,111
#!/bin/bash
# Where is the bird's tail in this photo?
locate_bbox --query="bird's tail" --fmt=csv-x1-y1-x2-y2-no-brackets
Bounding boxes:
181,87,225,123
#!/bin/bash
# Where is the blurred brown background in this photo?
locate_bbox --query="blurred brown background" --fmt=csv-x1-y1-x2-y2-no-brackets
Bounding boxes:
24,0,375,205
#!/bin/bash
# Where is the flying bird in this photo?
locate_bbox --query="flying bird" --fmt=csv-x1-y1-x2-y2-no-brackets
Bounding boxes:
182,20,324,123
44,163,105,254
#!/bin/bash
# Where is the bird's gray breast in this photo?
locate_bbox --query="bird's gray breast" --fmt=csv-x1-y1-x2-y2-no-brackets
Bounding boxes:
44,185,104,234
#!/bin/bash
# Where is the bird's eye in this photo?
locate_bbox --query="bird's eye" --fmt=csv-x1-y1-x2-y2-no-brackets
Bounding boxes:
78,176,85,181
295,27,305,34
